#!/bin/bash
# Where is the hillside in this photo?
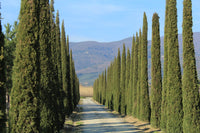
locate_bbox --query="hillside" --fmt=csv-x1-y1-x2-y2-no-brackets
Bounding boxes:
70,32,200,86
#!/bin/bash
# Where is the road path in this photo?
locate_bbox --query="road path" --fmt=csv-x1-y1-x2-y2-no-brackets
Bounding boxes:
79,97,137,133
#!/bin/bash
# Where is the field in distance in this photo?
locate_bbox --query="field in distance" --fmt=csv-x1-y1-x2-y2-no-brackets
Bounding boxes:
80,85,93,97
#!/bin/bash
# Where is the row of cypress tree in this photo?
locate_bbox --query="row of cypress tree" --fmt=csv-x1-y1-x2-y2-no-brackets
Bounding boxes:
93,12,151,122
0,0,80,132
93,0,200,132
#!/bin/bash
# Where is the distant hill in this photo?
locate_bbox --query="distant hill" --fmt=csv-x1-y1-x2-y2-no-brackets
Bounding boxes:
70,32,200,86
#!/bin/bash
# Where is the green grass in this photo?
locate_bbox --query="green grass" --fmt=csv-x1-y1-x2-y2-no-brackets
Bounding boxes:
75,121,83,126
65,120,73,125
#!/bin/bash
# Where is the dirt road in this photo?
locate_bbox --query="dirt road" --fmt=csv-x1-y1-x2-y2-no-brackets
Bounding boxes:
79,97,137,133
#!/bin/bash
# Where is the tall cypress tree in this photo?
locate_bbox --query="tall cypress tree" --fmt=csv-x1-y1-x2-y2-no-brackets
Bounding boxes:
120,44,126,115
9,0,40,132
128,36,135,115
39,0,60,132
114,49,120,112
167,0,183,132
140,12,150,122
161,0,169,130
50,1,65,130
61,21,71,116
69,49,79,110
150,13,162,128
70,49,75,110
56,11,62,95
66,35,72,114
182,0,200,132
0,12,6,133
103,70,107,105
132,33,139,117
136,30,142,119
125,48,130,115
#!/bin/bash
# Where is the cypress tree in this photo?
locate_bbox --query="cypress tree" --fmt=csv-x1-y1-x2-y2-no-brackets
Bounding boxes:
114,49,121,112
75,74,80,105
182,0,200,132
75,75,80,105
50,2,65,130
150,13,162,128
70,49,75,110
136,30,142,119
66,35,72,114
128,36,135,115
61,21,71,116
120,44,126,115
132,33,139,117
103,70,107,105
9,0,40,132
105,67,110,107
140,12,150,122
39,0,58,132
0,12,6,133
167,0,183,132
161,0,169,130
56,11,62,96
125,48,130,115
109,62,114,110
72,60,77,108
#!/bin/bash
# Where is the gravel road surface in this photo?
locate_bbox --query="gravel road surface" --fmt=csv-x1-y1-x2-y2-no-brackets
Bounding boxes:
79,97,137,133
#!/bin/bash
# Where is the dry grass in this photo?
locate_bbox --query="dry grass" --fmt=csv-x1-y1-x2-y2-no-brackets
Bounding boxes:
79,85,93,97
124,116,162,133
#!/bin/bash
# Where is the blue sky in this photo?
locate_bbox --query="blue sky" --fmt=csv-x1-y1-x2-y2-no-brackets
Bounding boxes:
1,0,200,42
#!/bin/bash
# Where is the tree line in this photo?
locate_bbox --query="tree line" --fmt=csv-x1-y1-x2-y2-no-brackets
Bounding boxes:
93,0,200,132
0,0,80,132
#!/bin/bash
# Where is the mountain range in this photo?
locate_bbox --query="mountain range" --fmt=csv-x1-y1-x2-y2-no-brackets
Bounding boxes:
70,32,200,86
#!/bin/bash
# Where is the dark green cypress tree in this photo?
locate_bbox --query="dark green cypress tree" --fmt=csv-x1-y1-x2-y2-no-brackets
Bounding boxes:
182,0,200,132
39,0,58,132
125,48,130,115
50,2,65,130
61,21,72,116
167,0,183,132
56,11,62,95
9,0,40,132
161,0,169,130
150,13,162,128
120,44,126,115
114,49,121,112
72,59,77,108
140,12,150,122
0,12,6,133
66,35,72,114
132,33,139,117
